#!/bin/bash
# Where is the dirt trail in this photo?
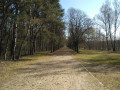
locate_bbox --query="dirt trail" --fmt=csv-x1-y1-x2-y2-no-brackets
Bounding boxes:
1,47,107,90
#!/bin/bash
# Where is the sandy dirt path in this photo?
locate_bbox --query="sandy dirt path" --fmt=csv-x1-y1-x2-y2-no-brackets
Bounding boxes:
1,47,107,90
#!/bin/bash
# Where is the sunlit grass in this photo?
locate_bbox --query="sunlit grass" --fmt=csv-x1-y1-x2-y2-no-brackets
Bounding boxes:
75,50,120,90
74,49,120,89
75,49,120,67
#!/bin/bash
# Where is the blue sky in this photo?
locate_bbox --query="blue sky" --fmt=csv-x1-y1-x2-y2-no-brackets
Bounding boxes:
60,0,113,18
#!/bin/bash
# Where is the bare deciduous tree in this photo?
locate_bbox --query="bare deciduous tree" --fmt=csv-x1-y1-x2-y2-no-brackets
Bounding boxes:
113,0,120,51
96,0,113,51
67,8,92,53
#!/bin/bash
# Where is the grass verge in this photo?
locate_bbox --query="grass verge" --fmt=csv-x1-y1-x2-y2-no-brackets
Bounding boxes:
74,49,120,90
0,51,51,86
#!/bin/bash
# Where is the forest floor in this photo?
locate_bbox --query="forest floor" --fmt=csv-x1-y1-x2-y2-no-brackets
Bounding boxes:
0,47,119,90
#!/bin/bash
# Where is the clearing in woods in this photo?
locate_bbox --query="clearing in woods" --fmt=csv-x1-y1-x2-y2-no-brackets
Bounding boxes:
0,47,107,90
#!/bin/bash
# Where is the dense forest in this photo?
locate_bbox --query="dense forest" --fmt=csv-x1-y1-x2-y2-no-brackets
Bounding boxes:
0,0,65,60
1,0,120,60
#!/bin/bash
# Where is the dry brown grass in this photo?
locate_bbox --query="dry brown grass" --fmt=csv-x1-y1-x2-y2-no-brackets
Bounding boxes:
0,51,50,86
75,49,120,89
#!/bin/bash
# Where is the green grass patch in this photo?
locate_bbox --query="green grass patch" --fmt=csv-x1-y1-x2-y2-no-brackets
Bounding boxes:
74,49,120,89
75,49,120,67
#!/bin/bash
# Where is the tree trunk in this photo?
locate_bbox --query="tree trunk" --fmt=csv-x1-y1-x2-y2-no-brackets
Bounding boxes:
17,29,29,59
76,44,79,53
12,23,17,60
4,31,10,60
0,39,2,56
51,41,53,53
46,44,48,51
106,38,110,51
0,28,2,56
30,26,34,55
113,31,116,52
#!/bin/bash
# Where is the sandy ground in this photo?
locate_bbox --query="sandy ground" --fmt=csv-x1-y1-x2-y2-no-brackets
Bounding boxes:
1,47,107,90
